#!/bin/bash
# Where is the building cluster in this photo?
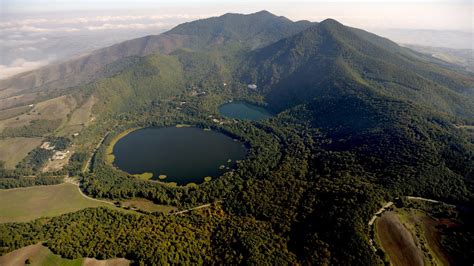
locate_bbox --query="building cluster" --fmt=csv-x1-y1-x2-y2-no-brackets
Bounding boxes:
52,150,70,160
40,142,55,150
40,141,71,161
189,86,207,97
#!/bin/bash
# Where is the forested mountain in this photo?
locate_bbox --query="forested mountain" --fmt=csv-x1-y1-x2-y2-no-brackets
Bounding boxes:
1,11,473,265
0,11,313,110
243,19,474,119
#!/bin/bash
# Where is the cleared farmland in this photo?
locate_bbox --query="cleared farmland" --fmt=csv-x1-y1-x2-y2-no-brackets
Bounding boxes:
0,183,113,223
0,243,130,266
375,211,424,266
0,95,76,133
0,137,42,169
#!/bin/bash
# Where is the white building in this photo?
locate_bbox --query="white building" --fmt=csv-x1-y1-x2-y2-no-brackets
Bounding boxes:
248,84,258,90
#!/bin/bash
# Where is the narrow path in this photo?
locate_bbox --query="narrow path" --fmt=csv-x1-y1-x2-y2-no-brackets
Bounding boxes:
170,201,221,215
367,201,394,252
368,202,393,226
83,131,110,173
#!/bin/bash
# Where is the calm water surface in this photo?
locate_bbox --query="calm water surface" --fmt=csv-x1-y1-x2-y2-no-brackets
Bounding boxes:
113,127,247,185
218,101,273,121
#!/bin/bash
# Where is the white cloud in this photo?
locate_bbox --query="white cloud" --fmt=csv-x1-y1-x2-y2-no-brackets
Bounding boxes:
0,58,50,79
0,14,209,30
86,22,170,31
1,25,81,33
16,47,38,52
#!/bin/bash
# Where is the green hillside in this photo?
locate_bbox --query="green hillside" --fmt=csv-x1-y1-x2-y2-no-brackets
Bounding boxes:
244,19,474,119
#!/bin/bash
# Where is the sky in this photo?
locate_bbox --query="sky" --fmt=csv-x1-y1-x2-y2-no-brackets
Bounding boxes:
1,0,472,31
0,0,472,79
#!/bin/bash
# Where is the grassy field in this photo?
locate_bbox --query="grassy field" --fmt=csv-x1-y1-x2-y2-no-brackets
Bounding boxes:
121,198,177,213
0,183,114,223
0,137,42,169
375,211,424,266
0,95,76,133
0,105,32,120
57,95,97,137
0,243,130,266
0,243,82,266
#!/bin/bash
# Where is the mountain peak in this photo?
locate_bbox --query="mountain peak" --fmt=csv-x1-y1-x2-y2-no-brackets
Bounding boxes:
319,18,343,27
253,10,276,16
219,10,277,19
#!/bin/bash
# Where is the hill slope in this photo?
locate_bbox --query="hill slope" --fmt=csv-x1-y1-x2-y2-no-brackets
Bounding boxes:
0,11,313,110
243,19,474,120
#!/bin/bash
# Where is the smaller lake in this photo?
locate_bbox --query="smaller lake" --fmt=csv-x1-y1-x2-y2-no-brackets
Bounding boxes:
112,127,247,185
218,101,274,121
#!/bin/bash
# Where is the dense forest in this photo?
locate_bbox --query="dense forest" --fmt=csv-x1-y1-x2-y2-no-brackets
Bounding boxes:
1,11,473,265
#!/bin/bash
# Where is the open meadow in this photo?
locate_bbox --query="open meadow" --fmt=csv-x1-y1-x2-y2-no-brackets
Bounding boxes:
0,95,76,133
0,137,42,169
0,243,130,266
0,183,114,223
121,198,178,213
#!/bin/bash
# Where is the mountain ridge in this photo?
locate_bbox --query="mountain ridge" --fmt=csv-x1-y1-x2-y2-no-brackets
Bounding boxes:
0,11,313,108
240,18,474,119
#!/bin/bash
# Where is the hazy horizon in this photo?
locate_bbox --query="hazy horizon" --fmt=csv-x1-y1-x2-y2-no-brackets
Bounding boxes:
2,0,472,31
1,0,472,79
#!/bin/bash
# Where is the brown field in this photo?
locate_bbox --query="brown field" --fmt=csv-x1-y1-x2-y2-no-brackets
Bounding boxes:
83,257,130,266
0,137,43,169
401,210,454,265
421,216,452,265
121,198,178,213
0,243,130,266
376,211,424,266
0,243,82,266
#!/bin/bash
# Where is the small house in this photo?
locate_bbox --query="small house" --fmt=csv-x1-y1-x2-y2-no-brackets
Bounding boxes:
248,84,258,90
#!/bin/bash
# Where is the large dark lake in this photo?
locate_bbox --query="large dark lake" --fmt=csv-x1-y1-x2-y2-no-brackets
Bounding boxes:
218,101,273,121
112,127,247,185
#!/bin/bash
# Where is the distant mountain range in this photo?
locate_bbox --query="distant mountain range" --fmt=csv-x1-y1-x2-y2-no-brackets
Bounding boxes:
0,11,313,108
1,11,472,120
